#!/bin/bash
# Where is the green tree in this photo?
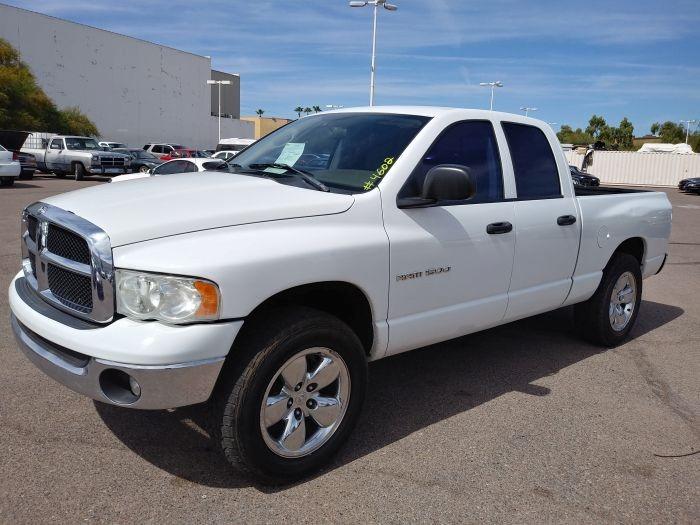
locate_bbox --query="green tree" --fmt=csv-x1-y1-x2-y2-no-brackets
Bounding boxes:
294,106,303,118
616,117,634,150
0,37,98,135
650,122,660,136
585,114,608,139
255,108,265,118
303,107,312,116
312,105,322,113
651,121,686,143
556,125,594,145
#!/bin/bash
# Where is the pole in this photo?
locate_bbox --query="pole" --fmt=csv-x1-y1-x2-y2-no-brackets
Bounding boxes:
217,82,221,144
489,85,494,111
686,122,691,144
369,2,378,106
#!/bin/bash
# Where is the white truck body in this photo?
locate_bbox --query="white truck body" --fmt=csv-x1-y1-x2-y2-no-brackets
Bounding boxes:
8,107,672,481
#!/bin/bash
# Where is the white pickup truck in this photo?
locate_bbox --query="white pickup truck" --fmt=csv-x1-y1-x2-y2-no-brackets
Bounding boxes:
9,107,671,483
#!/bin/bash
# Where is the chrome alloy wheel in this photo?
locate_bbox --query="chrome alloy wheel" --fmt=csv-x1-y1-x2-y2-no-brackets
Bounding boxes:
609,271,637,332
260,347,351,458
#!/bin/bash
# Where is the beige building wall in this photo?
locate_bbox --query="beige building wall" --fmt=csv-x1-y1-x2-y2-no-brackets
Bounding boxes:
241,116,293,139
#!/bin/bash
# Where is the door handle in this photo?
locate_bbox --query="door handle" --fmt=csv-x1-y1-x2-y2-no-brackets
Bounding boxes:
557,215,577,226
486,221,513,234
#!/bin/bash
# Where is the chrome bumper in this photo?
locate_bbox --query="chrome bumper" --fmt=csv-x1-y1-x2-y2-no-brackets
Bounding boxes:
11,314,224,410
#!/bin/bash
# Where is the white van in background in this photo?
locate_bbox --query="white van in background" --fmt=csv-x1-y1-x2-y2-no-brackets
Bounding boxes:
215,137,256,156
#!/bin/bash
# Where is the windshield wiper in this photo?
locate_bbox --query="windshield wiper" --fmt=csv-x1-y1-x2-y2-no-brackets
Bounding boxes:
248,163,329,192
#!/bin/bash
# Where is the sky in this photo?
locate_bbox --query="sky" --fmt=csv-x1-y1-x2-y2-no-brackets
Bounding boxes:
4,0,700,135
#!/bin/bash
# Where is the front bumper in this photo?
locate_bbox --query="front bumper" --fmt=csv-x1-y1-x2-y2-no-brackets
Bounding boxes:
9,272,243,409
89,166,128,174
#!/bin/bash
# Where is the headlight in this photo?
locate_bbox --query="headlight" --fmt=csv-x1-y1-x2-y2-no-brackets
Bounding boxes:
91,154,100,162
116,270,220,324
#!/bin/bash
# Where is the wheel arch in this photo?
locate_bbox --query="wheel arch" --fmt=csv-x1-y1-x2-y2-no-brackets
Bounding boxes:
608,237,646,268
239,281,375,356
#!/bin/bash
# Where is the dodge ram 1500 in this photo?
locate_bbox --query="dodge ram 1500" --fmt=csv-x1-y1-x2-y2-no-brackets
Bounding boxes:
9,107,672,483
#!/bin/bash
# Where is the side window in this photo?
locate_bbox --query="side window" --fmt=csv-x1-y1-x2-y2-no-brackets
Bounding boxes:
400,120,503,204
49,139,62,150
185,161,199,172
154,160,185,175
502,122,561,199
153,145,164,154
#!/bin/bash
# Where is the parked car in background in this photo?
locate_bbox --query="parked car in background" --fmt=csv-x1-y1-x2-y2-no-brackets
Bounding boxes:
113,148,163,173
109,157,225,182
216,137,256,154
31,136,131,180
0,130,37,179
99,141,127,149
143,143,185,160
678,177,700,192
570,165,600,187
211,150,237,161
160,149,211,161
0,143,21,186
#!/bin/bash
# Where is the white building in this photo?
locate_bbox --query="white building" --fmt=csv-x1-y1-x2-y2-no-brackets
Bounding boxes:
0,3,253,148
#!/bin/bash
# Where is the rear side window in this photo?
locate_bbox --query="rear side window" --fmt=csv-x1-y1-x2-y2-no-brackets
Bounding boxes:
502,122,561,199
400,120,503,204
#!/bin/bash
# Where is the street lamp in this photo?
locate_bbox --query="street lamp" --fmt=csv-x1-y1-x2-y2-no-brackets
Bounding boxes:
680,119,698,144
520,106,538,117
207,79,232,144
349,0,398,106
478,81,503,111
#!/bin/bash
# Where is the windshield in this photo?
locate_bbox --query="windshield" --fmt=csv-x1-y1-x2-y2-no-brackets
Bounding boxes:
137,151,158,160
229,113,430,193
65,137,100,150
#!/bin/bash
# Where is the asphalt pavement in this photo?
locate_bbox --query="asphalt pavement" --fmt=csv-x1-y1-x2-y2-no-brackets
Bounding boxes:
0,175,698,523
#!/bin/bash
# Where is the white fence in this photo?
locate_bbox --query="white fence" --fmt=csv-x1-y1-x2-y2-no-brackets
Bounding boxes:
564,150,700,187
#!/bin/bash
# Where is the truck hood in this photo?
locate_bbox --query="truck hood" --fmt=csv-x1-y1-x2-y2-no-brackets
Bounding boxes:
41,172,355,246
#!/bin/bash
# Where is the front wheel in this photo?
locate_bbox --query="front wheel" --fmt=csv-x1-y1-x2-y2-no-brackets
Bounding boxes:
138,165,150,173
73,162,85,181
209,307,367,484
575,253,642,347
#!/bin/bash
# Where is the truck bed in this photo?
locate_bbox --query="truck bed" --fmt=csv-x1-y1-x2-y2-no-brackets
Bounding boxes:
574,185,649,196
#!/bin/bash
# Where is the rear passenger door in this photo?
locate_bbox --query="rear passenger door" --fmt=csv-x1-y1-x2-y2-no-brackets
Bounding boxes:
501,122,580,321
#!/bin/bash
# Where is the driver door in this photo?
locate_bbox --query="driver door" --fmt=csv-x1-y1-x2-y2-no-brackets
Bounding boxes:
382,120,516,356
45,138,64,171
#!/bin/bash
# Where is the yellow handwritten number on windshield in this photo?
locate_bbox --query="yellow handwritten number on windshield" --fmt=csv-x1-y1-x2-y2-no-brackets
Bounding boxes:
363,157,395,191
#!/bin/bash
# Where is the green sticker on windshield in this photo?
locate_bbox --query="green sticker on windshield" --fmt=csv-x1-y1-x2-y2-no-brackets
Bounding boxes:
275,143,305,166
362,157,395,191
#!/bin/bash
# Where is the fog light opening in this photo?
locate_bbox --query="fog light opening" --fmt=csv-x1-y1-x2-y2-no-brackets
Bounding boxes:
99,369,141,405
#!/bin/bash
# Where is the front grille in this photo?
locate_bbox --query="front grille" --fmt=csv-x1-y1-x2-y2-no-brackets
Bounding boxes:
21,202,114,323
99,156,125,167
27,215,38,242
47,224,91,264
47,264,93,312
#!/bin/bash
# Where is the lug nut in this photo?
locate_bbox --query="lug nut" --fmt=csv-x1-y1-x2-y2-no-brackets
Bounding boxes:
287,398,293,408
306,383,317,392
294,408,302,419
294,383,302,391
306,399,317,409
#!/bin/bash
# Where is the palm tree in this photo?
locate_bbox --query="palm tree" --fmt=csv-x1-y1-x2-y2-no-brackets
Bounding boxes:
312,105,322,113
255,109,265,118
303,107,312,116
294,106,304,118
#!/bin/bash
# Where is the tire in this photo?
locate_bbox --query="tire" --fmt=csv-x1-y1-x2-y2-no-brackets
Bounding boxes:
209,306,367,484
138,165,150,173
0,177,15,187
19,170,34,180
575,253,642,347
73,162,85,181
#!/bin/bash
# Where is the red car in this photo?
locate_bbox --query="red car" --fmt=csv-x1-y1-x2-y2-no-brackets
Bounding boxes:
160,149,211,161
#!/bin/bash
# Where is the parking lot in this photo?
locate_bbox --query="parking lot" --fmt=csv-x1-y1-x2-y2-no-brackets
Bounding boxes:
0,176,697,523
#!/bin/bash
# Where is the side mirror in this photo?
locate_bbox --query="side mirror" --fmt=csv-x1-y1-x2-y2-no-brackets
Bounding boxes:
398,164,476,208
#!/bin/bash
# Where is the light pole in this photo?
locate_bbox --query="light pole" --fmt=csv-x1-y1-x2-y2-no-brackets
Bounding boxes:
478,81,503,111
520,106,538,117
349,0,398,106
680,119,698,144
207,79,232,144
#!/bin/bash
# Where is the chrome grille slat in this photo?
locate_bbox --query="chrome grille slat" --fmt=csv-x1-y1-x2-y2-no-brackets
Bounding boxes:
21,203,115,323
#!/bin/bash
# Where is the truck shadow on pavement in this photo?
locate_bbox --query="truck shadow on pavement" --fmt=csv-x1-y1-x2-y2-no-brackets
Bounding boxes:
94,300,683,491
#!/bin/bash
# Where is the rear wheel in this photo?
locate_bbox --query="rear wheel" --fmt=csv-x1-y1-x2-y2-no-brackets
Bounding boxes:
19,170,34,180
0,177,15,186
73,162,85,181
575,253,642,347
209,307,367,484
